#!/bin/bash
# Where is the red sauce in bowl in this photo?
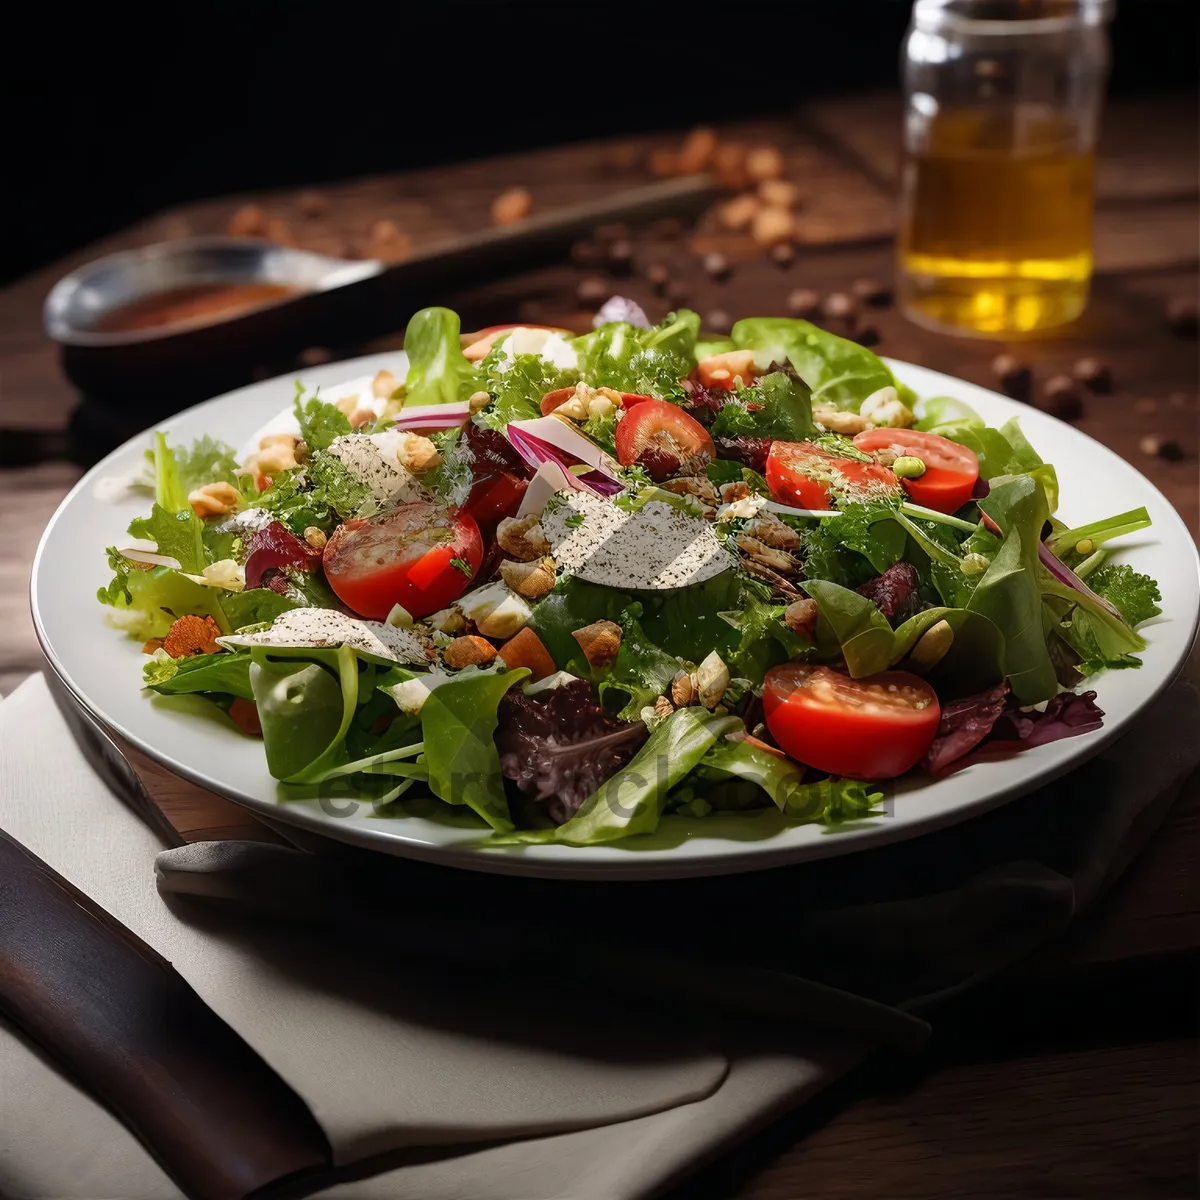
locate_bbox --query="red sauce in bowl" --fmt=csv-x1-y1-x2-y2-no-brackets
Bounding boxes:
91,282,300,333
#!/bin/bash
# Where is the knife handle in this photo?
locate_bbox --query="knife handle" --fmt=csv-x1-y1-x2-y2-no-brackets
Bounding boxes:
0,829,330,1200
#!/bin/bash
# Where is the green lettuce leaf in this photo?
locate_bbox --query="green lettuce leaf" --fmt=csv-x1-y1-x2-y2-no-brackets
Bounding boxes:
730,317,896,412
571,309,699,400
295,386,353,451
97,551,227,640
400,306,483,409
218,588,299,631
127,505,207,574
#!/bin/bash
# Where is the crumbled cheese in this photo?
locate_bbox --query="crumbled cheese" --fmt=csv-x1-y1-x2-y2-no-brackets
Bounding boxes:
385,670,452,715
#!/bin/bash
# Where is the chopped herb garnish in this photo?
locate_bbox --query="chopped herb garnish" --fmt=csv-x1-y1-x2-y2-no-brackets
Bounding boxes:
450,556,474,577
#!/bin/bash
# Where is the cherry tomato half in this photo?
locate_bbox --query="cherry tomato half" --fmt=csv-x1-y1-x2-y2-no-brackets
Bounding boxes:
853,429,980,514
766,441,899,510
323,501,483,620
613,398,715,481
763,663,941,780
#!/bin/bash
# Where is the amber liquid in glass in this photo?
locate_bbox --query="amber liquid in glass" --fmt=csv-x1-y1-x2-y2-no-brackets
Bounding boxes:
899,106,1096,336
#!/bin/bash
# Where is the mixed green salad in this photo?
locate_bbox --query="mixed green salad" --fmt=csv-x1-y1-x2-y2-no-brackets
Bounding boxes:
98,303,1162,845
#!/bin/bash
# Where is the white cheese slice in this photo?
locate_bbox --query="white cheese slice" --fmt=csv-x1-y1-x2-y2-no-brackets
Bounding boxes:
516,460,574,518
541,490,736,589
522,671,579,696
326,433,430,505
384,669,453,714
497,327,579,372
217,607,435,665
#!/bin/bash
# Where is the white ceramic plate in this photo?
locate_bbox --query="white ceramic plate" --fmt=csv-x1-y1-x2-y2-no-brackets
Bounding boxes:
32,353,1199,880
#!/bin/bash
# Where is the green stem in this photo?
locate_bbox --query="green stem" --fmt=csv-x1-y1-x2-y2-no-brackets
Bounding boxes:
893,511,964,570
1046,506,1151,555
899,502,979,533
1074,548,1107,578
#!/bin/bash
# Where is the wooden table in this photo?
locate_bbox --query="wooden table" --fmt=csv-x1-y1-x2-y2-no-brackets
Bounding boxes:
3,90,1197,1198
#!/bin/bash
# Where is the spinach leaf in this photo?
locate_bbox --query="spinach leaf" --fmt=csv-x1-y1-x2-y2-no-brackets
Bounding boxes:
889,607,1007,697
400,306,483,408
418,665,528,831
144,650,254,699
731,317,896,412
967,476,1059,704
219,587,299,631
800,579,895,678
728,598,811,680
251,645,359,782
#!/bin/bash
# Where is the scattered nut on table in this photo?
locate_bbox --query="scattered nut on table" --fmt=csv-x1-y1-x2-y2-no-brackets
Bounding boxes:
787,288,820,318
1041,375,1085,420
751,205,796,246
491,186,533,225
1073,357,1113,392
991,353,1033,401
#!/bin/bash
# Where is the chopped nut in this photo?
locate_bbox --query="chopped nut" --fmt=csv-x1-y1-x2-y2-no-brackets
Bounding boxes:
660,474,720,506
747,512,801,550
334,392,361,417
1133,396,1158,415
758,178,799,208
671,669,695,708
783,599,819,639
576,276,610,308
701,252,731,281
372,369,399,400
737,535,797,574
909,619,954,672
991,354,1032,401
704,309,733,336
443,636,498,669
820,292,857,322
348,408,375,429
813,406,871,435
469,390,492,413
1041,375,1085,421
497,514,552,561
142,638,165,655
851,278,893,307
427,607,467,634
751,205,796,247
745,145,784,181
695,651,731,708
606,239,635,275
264,217,295,247
499,556,557,598
491,186,533,225
713,141,750,188
188,481,241,518
1165,295,1198,338
255,433,301,473
678,126,718,173
303,526,327,551
1140,434,1185,461
860,386,914,428
771,242,796,269
394,431,441,472
719,192,760,231
645,263,671,294
654,695,675,719
720,481,751,503
1072,357,1112,393
786,287,820,317
572,619,623,668
227,204,267,237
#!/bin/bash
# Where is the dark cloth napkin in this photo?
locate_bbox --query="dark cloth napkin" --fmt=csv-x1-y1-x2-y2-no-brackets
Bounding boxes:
0,659,1196,1199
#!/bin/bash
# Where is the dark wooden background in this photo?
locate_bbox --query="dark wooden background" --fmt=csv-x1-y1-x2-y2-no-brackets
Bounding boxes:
1,89,1196,1197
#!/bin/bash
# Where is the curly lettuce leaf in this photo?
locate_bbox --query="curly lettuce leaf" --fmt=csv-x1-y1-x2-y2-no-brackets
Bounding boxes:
294,385,353,451
1086,563,1161,627
256,449,373,534
475,349,577,431
571,309,700,400
97,550,227,640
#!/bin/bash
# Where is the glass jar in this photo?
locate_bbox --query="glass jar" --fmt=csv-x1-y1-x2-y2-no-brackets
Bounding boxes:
897,0,1114,337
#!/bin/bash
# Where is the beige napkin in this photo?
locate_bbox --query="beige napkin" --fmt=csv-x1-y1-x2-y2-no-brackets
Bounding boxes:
1,663,1197,1199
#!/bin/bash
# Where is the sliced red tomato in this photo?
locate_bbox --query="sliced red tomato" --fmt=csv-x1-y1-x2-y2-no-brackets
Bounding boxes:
766,441,899,510
323,501,482,620
463,470,528,531
539,387,577,416
853,429,980,514
613,399,715,480
619,392,654,408
763,663,940,780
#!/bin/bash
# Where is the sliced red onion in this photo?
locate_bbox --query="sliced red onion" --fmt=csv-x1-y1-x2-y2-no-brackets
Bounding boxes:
390,400,473,434
506,417,624,497
244,521,321,590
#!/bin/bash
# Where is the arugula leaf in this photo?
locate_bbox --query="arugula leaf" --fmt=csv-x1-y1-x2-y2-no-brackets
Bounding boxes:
545,707,740,845
144,650,254,699
1086,563,1161,627
968,476,1059,704
294,387,353,451
418,665,528,831
731,317,896,412
710,399,758,438
750,368,816,440
399,306,483,408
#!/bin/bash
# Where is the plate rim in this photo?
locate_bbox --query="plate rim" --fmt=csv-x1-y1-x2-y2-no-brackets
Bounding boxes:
31,353,1200,880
